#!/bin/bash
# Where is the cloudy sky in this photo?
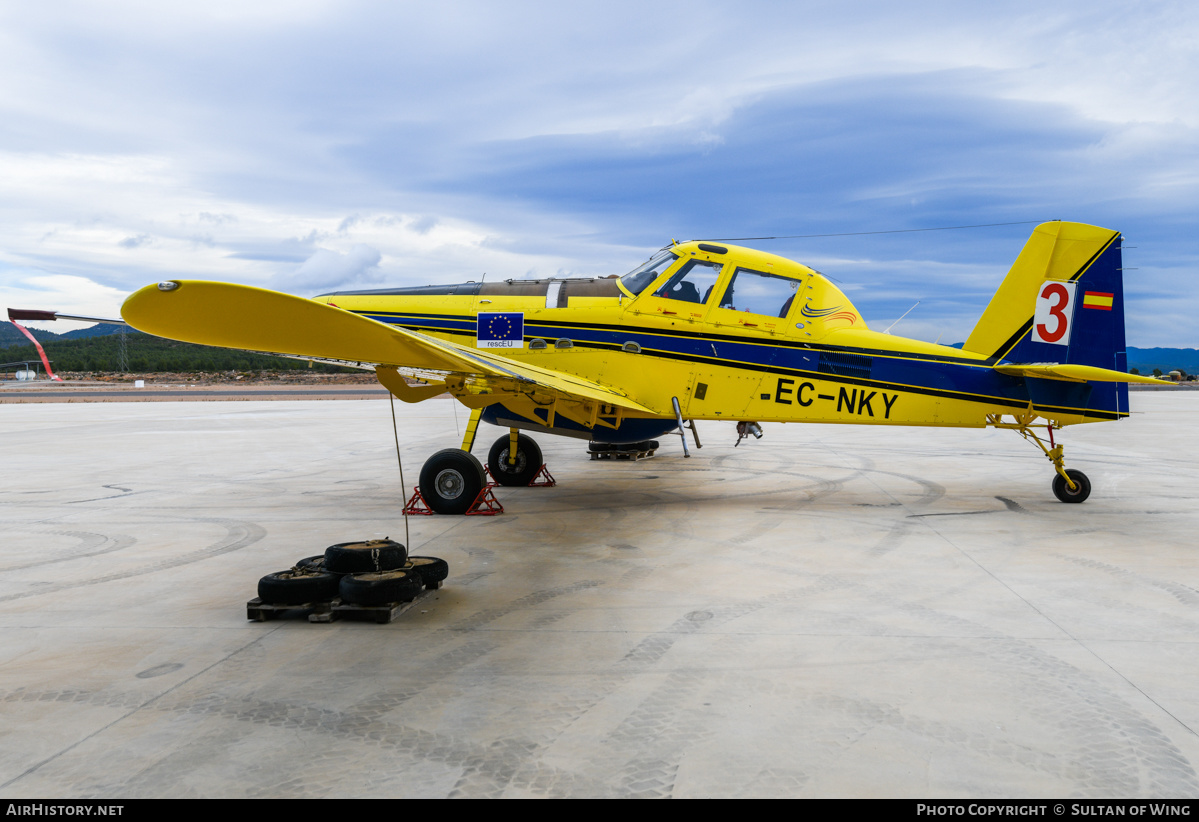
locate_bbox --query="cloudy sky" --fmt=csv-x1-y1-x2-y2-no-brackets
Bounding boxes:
1,1,1196,346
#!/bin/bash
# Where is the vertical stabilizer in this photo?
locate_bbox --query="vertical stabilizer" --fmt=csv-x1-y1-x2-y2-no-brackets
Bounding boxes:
964,220,1128,419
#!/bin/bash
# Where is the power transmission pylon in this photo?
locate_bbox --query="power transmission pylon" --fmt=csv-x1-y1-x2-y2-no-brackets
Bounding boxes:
117,325,129,372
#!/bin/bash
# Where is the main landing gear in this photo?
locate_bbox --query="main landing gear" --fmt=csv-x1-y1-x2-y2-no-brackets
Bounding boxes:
987,412,1091,503
487,431,543,487
417,448,488,515
413,411,552,514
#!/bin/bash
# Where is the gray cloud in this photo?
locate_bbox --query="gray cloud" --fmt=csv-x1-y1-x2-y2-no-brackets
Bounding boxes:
276,244,382,293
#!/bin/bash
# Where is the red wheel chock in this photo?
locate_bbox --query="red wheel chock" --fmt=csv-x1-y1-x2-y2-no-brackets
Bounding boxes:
528,464,556,487
464,486,504,515
404,485,505,516
403,487,436,515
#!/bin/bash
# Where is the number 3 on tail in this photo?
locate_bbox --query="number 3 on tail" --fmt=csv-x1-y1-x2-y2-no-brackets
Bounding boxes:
1033,280,1077,346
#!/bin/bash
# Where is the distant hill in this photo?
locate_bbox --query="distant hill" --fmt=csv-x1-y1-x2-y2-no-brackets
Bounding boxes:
1126,348,1199,375
1,321,129,348
0,321,60,347
59,322,128,340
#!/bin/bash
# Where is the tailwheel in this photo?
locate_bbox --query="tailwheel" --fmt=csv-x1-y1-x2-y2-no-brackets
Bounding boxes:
487,433,543,487
418,448,487,514
1052,469,1091,504
986,412,1093,504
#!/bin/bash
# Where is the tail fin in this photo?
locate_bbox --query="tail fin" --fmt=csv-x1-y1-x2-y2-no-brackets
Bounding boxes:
963,221,1130,420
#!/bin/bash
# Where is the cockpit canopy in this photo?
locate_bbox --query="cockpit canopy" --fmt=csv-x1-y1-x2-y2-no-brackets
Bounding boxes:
618,244,811,321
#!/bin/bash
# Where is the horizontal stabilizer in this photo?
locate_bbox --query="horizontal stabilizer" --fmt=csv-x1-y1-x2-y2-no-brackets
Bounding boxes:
994,363,1172,384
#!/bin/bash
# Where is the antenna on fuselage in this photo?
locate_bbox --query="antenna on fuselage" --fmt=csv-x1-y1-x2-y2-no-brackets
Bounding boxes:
883,301,921,335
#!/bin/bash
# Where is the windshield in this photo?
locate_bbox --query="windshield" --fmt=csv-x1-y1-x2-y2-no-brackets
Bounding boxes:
619,250,678,295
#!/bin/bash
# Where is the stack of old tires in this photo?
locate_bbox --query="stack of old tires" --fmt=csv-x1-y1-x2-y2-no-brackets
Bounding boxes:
257,538,449,607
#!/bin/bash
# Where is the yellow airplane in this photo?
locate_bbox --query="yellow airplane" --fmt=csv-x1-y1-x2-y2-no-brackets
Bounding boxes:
18,220,1165,513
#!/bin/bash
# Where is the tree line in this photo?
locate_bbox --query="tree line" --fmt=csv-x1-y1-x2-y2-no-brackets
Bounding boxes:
1,332,352,373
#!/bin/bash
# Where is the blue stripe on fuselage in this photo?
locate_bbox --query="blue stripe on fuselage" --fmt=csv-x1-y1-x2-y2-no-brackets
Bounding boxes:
356,310,1106,417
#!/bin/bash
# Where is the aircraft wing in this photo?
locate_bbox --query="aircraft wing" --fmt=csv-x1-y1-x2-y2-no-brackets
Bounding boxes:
121,280,659,414
994,363,1173,384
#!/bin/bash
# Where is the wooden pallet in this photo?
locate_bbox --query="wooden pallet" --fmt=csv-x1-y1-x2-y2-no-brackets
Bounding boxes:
247,581,441,624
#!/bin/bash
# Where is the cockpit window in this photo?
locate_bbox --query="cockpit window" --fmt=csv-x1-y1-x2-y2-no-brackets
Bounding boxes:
719,268,801,318
653,259,724,304
619,250,678,295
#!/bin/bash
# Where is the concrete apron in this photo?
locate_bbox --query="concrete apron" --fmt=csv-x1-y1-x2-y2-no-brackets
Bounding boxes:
0,393,1196,798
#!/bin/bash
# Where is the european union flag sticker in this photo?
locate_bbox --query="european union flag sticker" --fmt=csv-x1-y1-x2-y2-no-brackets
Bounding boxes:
477,312,524,349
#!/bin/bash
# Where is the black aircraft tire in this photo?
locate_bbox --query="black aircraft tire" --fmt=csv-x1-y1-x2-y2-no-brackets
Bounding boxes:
419,449,487,514
404,556,450,585
324,539,408,573
1052,469,1091,503
487,434,543,487
339,570,424,606
258,570,340,605
295,555,326,572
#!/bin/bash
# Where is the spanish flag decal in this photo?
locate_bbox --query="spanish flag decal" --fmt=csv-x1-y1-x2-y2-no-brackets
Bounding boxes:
1082,291,1114,311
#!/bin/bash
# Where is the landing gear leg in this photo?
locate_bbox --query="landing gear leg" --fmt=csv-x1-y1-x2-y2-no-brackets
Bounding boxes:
987,412,1091,503
461,408,483,453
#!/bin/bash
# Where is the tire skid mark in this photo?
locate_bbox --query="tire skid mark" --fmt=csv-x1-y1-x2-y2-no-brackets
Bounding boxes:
703,610,1198,797
886,507,1199,783
713,673,1070,794
619,573,854,668
424,581,850,796
0,519,266,602
0,531,137,572
0,685,613,798
1055,553,1199,608
65,487,152,505
875,595,1199,794
556,471,849,518
863,467,946,508
604,568,1198,795
305,578,616,793
600,671,712,797
447,580,601,632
